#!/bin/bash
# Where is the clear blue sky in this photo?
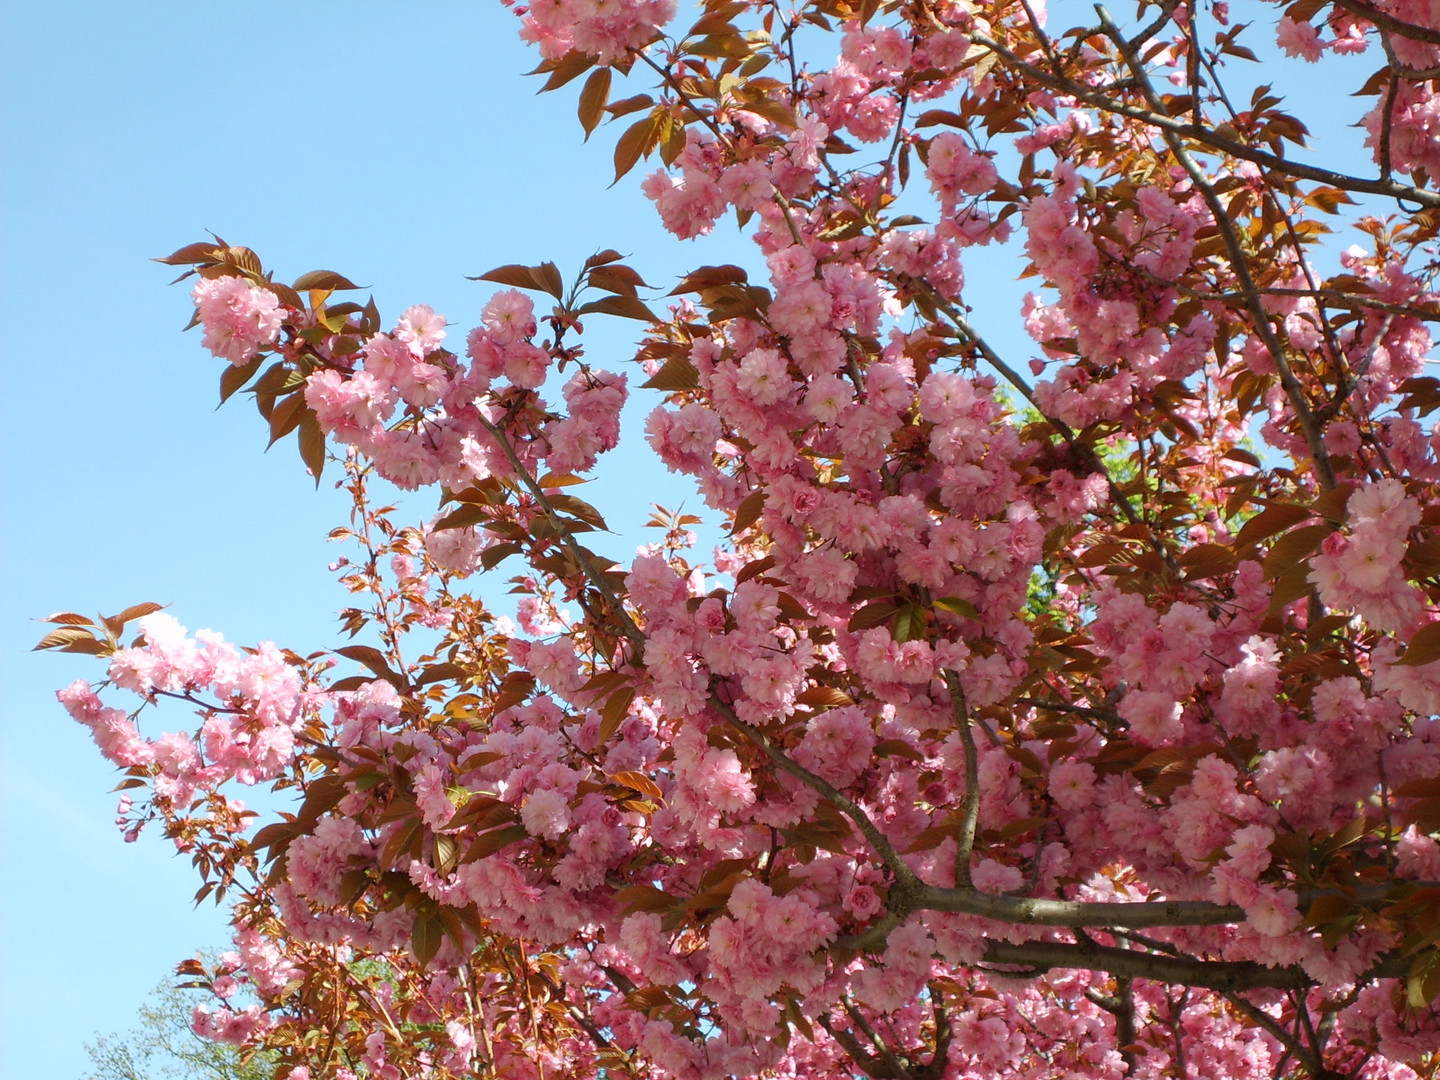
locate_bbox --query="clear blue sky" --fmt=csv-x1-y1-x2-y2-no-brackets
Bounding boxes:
0,4,748,1074
0,3,1380,1076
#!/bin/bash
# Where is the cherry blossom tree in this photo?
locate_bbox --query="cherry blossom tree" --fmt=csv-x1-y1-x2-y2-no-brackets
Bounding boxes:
36,0,1440,1077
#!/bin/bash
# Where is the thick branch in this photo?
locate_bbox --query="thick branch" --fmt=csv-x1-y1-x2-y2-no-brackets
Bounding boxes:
979,938,1405,993
1330,0,1440,46
835,880,1437,950
1087,974,1138,1077
1223,991,1322,1077
916,887,1243,928
942,671,981,888
818,1016,898,1080
844,997,913,1080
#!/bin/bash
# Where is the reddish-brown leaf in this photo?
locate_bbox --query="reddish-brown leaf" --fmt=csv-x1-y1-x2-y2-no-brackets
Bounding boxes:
641,355,700,391
578,66,611,138
1396,621,1440,667
267,391,308,448
292,270,362,292
730,490,766,535
33,626,99,652
297,409,326,486
613,109,663,183
40,612,95,626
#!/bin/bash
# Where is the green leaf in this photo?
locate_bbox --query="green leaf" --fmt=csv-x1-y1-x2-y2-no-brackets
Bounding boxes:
892,604,918,642
1406,951,1440,1008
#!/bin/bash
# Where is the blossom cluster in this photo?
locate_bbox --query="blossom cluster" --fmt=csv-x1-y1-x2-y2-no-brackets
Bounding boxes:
58,613,306,807
49,1,1440,1078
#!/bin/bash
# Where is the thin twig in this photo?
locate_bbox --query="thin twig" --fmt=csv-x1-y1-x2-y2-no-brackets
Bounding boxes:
966,29,1440,209
1095,5,1337,489
942,670,981,889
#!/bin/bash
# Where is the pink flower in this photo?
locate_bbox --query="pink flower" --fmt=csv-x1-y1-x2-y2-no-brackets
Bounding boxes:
394,304,447,355
191,276,284,366
503,341,550,389
794,706,876,787
734,347,795,406
544,416,603,474
482,290,537,344
844,884,883,919
1246,886,1299,936
927,132,999,203
1276,17,1324,62
521,787,570,839
642,165,725,239
1224,824,1275,879
1048,759,1096,812
1118,690,1183,746
697,748,756,813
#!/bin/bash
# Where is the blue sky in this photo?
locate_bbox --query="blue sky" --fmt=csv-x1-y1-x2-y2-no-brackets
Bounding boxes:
0,3,1385,1076
0,3,749,1074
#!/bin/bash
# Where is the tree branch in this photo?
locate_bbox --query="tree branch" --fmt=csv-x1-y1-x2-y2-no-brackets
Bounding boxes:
1094,5,1338,489
473,411,647,652
966,28,1440,209
978,938,1405,993
1330,0,1440,46
942,671,981,889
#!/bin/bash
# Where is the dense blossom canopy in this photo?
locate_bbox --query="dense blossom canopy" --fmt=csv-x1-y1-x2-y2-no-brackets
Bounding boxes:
38,0,1440,1077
